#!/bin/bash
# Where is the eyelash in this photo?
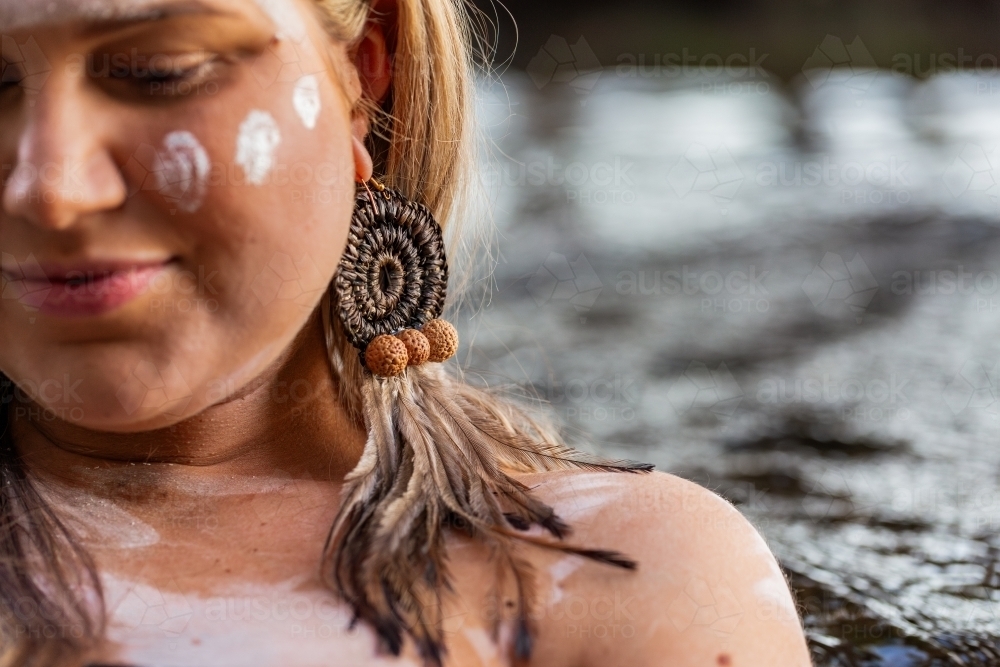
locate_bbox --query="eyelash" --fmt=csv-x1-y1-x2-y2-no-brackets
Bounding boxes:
103,53,226,96
0,52,230,104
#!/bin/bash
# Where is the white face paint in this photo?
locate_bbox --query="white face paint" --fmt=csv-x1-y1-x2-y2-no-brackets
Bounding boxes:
235,110,281,186
547,556,582,605
251,0,307,42
159,131,210,213
292,75,321,130
129,131,210,213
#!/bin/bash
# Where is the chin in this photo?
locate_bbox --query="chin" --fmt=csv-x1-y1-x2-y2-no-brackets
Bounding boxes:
7,347,207,433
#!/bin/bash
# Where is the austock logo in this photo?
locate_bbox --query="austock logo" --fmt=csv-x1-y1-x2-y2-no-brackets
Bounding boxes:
801,35,877,97
250,252,326,311
111,577,194,638
1,253,50,322
666,144,744,214
125,133,211,214
666,361,744,417
666,577,743,637
801,252,878,324
944,360,1000,416
116,360,193,418
526,252,603,319
0,35,52,102
526,35,603,93
943,143,1000,204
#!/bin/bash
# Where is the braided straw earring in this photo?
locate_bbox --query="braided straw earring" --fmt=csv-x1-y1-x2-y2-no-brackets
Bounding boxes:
334,178,459,377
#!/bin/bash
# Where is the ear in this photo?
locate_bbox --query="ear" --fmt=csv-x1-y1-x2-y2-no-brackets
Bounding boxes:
349,0,394,182
353,0,394,105
349,0,394,132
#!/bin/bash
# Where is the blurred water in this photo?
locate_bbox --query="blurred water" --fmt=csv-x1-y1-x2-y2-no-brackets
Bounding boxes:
459,68,1000,664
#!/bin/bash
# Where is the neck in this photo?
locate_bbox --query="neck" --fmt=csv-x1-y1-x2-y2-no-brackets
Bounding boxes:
9,308,367,498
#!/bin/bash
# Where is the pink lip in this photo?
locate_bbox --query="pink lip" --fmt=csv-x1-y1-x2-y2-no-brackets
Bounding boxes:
3,261,172,318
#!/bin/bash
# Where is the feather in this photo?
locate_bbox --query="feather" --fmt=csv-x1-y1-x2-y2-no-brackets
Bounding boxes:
321,324,653,667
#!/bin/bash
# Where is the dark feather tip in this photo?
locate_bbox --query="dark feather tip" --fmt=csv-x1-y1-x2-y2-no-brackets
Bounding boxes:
375,619,404,656
503,513,531,531
576,548,639,570
417,637,445,667
514,618,534,660
541,514,570,539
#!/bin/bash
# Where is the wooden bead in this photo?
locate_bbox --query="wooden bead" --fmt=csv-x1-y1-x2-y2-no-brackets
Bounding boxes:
421,319,458,363
365,335,409,377
396,329,430,366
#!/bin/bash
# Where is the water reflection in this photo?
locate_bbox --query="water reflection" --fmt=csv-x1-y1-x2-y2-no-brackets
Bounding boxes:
462,69,1000,664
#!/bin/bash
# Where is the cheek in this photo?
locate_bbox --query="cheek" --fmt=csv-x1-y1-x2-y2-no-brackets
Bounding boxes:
159,62,355,310
166,76,355,361
209,101,355,308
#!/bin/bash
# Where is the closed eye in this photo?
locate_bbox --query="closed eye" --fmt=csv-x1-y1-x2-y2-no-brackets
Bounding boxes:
90,50,231,100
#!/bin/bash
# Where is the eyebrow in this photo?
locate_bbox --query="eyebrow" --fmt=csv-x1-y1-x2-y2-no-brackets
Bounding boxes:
0,0,231,36
76,0,230,36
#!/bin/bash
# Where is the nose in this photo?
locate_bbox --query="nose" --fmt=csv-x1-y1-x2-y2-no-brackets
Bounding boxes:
1,77,127,230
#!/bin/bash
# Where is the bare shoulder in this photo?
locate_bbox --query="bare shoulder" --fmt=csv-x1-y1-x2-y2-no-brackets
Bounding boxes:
511,469,812,667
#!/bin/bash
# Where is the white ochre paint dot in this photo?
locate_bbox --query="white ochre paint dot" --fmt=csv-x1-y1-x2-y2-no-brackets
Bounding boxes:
293,75,321,130
235,110,281,186
159,131,210,213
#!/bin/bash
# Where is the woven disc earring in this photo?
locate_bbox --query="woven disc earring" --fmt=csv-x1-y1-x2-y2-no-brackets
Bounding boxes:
333,178,459,377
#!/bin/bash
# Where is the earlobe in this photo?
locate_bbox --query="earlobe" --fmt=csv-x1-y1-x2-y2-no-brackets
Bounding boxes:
352,135,373,183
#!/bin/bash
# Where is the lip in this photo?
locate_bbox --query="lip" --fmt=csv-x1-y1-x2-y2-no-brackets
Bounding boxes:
2,259,173,318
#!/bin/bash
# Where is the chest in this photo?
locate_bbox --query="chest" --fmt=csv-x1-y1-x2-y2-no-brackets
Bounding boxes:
86,542,598,667
91,575,513,667
67,489,592,667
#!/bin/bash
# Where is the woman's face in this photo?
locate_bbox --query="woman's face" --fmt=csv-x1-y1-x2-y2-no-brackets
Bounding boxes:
0,0,365,431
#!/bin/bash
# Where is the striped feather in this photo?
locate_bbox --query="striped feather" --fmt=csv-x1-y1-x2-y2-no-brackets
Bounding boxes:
321,332,653,666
